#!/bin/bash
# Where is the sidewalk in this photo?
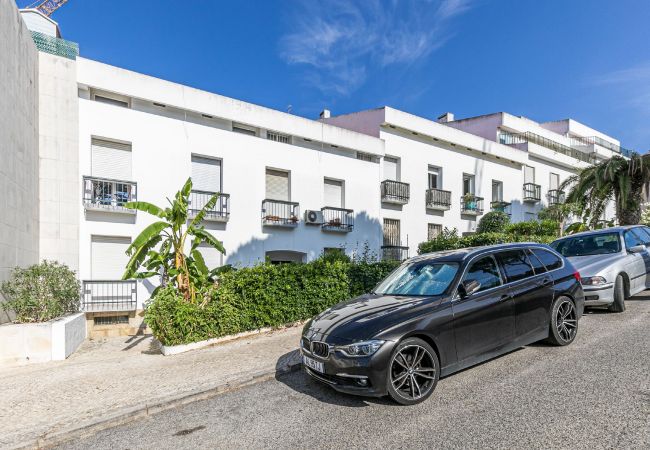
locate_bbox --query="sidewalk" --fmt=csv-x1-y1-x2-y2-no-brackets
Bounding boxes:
0,326,302,449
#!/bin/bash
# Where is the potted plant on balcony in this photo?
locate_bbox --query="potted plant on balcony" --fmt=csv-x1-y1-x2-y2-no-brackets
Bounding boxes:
462,192,476,211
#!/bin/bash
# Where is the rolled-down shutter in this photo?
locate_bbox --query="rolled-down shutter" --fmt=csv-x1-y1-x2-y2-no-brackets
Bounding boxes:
191,156,222,192
91,138,132,181
91,236,131,280
549,173,559,190
384,157,398,181
265,169,289,201
324,179,343,208
524,165,535,184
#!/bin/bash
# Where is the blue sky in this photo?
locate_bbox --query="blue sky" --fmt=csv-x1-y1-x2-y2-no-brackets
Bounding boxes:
20,0,650,151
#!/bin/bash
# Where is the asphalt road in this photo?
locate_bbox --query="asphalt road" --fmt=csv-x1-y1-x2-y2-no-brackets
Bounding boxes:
60,296,650,450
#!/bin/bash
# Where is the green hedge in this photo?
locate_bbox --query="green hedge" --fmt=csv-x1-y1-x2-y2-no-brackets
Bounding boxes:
477,211,510,234
145,258,400,346
418,230,556,254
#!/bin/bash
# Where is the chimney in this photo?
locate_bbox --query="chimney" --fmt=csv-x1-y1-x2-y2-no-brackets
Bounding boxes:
437,112,454,123
320,109,331,119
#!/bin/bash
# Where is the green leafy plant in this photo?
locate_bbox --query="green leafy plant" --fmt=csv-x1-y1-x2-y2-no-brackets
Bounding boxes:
477,211,510,234
123,177,225,302
505,219,559,237
418,229,556,254
1,261,80,323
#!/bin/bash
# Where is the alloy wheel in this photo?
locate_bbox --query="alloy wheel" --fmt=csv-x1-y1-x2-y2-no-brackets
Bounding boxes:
555,300,577,342
390,344,436,401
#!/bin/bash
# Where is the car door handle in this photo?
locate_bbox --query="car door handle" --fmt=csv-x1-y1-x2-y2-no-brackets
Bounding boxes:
499,294,512,302
541,278,552,286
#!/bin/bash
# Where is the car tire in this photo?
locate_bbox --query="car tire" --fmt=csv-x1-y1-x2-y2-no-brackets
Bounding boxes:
386,337,439,406
545,296,578,346
608,274,626,313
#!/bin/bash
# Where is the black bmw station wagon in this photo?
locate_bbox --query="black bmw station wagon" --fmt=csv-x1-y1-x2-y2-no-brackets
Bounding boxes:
301,243,584,405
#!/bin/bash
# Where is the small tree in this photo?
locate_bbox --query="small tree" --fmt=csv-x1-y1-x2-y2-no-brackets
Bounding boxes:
123,178,225,302
477,211,510,234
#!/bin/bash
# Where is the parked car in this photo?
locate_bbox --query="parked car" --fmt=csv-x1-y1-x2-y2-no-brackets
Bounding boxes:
551,225,650,313
300,243,584,405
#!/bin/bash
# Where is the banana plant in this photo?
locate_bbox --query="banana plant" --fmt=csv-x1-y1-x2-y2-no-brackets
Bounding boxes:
122,177,225,302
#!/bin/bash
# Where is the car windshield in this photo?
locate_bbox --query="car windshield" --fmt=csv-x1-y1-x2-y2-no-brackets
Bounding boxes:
551,232,621,257
374,261,459,296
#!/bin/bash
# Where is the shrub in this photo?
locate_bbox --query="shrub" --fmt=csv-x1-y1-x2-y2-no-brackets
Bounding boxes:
477,212,510,234
418,230,556,254
1,261,80,323
348,259,400,297
505,219,559,236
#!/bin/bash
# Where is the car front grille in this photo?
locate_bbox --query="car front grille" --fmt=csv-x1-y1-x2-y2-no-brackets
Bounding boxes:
310,341,330,358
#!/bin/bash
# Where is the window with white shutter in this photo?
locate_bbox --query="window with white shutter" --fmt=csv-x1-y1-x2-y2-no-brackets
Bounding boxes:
324,179,344,208
91,138,132,181
265,169,290,201
549,173,559,190
191,155,222,192
91,236,131,280
524,165,535,184
384,156,399,181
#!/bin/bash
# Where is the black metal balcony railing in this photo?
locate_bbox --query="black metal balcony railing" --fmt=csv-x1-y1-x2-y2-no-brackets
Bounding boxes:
381,180,410,204
490,201,511,214
460,195,484,215
499,130,594,164
83,176,137,212
261,199,300,227
189,190,230,221
321,207,354,232
568,135,636,157
82,280,137,312
381,245,409,262
425,188,452,210
523,183,542,202
547,189,565,206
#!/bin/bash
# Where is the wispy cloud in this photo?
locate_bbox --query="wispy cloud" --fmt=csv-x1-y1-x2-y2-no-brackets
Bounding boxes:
592,63,650,113
279,0,472,96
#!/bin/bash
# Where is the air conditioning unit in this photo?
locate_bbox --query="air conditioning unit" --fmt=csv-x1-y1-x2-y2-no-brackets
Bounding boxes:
304,210,323,225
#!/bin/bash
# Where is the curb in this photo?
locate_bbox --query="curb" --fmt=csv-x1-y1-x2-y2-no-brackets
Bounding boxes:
21,351,302,450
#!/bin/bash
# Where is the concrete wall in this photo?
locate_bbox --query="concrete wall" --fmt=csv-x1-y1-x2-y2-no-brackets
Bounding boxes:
38,52,80,271
0,0,40,323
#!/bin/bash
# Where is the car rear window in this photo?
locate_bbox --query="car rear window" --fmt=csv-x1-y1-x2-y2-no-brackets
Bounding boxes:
495,250,535,282
526,249,547,274
530,248,563,271
552,232,620,257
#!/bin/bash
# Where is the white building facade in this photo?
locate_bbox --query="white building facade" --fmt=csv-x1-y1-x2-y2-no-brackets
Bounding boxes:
7,7,629,333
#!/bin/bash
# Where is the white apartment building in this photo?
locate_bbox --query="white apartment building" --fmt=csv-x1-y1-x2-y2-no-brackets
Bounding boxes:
1,5,628,332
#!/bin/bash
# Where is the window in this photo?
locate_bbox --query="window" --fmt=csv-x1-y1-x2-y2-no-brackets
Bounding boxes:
191,155,222,193
496,250,535,282
526,249,547,274
428,166,441,189
463,256,502,292
384,156,399,181
524,165,535,184
374,261,459,296
265,169,290,201
524,212,537,221
462,174,475,195
91,236,131,280
91,90,130,108
267,131,290,144
427,223,442,241
383,218,401,246
624,229,647,248
530,248,563,271
629,227,650,245
552,233,621,257
492,180,503,202
549,173,560,190
356,152,374,162
324,178,344,208
232,123,257,136
91,138,132,180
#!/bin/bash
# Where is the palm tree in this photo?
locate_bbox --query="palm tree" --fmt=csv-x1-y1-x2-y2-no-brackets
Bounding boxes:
562,153,650,226
122,178,225,302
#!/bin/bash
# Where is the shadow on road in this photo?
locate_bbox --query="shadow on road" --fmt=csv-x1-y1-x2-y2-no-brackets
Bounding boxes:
627,293,650,302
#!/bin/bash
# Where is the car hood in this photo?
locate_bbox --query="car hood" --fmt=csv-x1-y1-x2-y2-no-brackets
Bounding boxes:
303,294,440,343
566,253,626,276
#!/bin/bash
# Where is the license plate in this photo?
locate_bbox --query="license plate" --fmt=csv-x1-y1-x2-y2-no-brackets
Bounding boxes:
303,355,324,373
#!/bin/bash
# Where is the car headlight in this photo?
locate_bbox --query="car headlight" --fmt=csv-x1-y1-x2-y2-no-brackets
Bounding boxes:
336,340,385,357
581,276,607,286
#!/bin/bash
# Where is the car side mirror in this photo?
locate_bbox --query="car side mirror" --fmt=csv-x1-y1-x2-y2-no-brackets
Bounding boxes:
458,279,481,298
628,245,645,254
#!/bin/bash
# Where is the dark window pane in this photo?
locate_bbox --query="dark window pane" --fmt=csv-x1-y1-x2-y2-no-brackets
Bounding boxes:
496,250,535,282
526,249,547,274
464,256,502,292
531,249,563,271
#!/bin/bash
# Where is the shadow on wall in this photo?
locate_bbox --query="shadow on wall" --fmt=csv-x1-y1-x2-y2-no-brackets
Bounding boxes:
225,211,384,266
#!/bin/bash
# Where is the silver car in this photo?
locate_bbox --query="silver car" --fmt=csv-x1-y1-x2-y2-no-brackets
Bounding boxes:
550,226,650,312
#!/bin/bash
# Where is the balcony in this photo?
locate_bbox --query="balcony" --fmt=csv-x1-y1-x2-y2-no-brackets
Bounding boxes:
189,190,230,222
321,207,354,232
381,180,410,205
499,130,594,164
547,189,565,206
523,183,542,203
83,176,137,213
460,195,484,215
490,201,511,215
82,280,137,312
381,245,409,261
261,199,299,227
425,188,452,211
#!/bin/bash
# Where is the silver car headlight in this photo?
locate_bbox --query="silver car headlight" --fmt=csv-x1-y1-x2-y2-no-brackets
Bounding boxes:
336,340,385,357
581,276,607,286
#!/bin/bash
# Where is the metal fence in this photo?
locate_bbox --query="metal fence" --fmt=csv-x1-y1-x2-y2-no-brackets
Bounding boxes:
547,189,565,205
83,176,136,212
321,207,354,232
425,188,452,209
82,280,137,312
523,183,542,202
460,195,484,214
381,245,409,261
261,199,300,226
490,201,511,214
381,180,410,204
189,190,230,220
499,130,594,163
